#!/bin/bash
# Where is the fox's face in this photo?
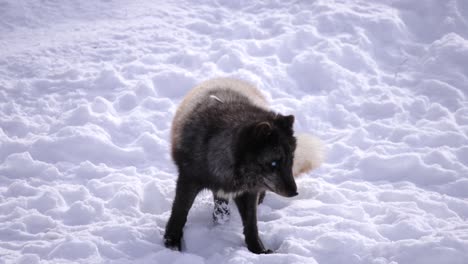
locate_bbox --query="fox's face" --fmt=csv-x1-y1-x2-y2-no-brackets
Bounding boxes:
235,114,298,197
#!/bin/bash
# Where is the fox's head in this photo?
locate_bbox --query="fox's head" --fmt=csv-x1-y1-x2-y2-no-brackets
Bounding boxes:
235,114,298,197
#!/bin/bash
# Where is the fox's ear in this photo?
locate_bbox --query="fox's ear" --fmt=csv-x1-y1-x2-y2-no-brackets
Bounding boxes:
275,114,294,133
236,122,275,157
254,122,273,138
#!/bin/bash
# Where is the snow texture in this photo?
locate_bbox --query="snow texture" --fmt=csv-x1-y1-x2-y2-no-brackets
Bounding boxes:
1,0,468,263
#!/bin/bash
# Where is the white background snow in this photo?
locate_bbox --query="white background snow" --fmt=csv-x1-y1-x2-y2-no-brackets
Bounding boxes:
1,0,468,263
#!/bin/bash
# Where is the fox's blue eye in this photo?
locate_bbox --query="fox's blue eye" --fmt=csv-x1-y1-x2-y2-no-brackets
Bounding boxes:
271,161,277,167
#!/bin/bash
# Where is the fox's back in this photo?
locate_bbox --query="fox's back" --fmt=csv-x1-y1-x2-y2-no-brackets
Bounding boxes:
171,78,269,157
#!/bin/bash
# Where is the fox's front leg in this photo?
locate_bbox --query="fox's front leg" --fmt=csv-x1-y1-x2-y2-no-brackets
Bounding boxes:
234,192,272,254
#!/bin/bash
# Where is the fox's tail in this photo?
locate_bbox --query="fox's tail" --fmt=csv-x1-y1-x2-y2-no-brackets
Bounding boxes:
292,133,325,177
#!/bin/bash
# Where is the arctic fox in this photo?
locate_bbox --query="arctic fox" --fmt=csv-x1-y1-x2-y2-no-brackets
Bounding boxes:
164,78,324,254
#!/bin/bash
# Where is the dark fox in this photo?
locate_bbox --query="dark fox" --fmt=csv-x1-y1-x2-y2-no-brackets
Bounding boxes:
164,78,323,254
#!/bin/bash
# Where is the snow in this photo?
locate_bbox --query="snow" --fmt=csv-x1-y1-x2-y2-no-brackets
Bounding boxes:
1,0,467,263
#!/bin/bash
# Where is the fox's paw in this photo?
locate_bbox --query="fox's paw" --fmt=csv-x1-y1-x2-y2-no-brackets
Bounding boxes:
164,235,182,251
213,199,230,224
247,243,274,254
249,247,274,254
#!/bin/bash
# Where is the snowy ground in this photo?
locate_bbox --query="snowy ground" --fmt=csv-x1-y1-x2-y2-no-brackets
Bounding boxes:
1,0,468,263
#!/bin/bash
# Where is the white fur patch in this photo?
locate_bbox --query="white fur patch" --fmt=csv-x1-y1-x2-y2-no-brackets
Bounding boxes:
293,133,325,177
215,189,244,199
209,94,224,103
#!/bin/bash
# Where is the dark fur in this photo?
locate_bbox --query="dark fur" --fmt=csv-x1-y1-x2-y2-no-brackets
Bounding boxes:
164,88,297,254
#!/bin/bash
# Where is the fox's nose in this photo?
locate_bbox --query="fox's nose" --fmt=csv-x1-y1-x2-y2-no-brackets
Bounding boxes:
284,181,298,197
284,184,298,197
281,171,298,197
286,190,298,197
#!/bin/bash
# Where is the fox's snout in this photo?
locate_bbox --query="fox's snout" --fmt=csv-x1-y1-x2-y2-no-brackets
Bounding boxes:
273,172,298,198
285,190,298,197
283,178,298,197
274,184,298,198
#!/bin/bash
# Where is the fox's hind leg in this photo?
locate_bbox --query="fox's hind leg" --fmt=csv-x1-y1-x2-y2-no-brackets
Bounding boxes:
164,177,201,251
213,191,265,224
258,191,266,204
213,193,230,224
